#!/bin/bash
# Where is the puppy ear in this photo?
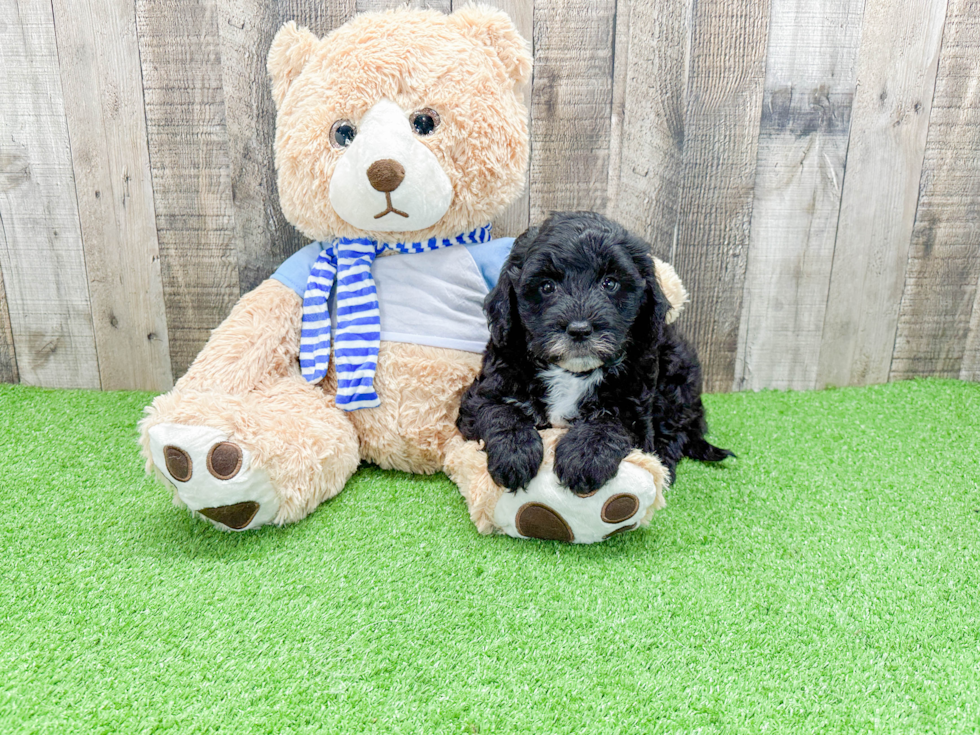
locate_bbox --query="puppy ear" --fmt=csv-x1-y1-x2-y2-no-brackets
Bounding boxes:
486,263,524,348
485,227,536,348
631,249,672,347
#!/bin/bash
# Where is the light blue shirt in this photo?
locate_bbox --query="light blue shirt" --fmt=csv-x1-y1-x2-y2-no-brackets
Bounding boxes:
273,237,514,353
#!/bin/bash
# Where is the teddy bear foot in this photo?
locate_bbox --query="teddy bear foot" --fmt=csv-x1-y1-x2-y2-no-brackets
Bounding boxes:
492,462,662,544
147,424,278,531
445,429,669,543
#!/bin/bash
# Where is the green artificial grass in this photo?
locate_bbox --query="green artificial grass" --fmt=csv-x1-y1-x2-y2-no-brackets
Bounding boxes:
1,380,979,733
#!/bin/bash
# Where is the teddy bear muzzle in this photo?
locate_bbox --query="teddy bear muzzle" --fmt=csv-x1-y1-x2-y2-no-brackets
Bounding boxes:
328,99,453,232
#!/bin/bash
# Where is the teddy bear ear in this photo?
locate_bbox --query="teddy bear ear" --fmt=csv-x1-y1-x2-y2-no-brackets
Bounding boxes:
652,257,689,325
448,4,532,87
268,21,320,110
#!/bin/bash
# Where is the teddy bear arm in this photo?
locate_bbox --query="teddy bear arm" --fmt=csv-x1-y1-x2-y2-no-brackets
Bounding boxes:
175,279,305,394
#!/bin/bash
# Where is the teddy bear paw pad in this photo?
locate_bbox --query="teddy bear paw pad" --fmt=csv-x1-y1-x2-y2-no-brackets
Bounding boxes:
493,463,659,544
148,424,277,531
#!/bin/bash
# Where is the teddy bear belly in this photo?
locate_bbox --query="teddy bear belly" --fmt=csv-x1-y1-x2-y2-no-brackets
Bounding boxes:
347,341,483,474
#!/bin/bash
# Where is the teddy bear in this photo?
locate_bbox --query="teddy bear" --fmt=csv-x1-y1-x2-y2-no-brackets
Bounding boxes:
139,4,690,543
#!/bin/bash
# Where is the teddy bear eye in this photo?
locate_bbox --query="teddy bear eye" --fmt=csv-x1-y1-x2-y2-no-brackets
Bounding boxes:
330,120,357,149
539,279,556,295
601,276,620,293
410,108,441,136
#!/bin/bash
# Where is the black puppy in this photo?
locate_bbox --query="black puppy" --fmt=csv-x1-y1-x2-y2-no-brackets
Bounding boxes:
457,211,732,495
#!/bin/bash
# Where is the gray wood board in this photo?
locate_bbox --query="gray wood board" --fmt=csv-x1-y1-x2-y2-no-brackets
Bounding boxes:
473,0,534,238
817,0,949,387
891,0,980,380
356,0,451,11
0,264,18,383
734,0,866,391
0,0,101,388
529,0,617,221
219,0,356,295
136,0,242,379
669,0,771,393
606,0,690,261
53,0,174,391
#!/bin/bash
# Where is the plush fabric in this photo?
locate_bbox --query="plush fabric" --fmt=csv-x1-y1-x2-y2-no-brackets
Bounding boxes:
138,5,691,542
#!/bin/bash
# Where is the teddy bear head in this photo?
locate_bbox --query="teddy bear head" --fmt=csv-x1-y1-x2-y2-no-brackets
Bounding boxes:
268,5,531,243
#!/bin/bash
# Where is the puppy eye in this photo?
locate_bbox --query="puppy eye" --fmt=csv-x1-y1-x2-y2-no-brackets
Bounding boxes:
601,276,620,293
539,279,556,295
410,108,441,136
330,120,357,149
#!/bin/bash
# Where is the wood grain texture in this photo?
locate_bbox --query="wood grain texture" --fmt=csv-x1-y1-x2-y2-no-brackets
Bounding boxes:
136,0,241,379
733,0,865,391
219,0,356,294
529,0,616,221
668,0,771,393
0,0,101,388
0,264,18,383
817,0,949,387
356,0,451,12
52,0,174,391
606,0,690,261
890,0,980,380
473,0,533,237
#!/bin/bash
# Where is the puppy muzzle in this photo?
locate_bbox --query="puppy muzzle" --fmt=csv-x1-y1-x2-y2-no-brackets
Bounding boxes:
541,330,619,372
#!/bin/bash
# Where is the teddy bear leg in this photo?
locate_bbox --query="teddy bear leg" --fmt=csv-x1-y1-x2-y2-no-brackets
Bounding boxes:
140,377,360,530
445,430,668,543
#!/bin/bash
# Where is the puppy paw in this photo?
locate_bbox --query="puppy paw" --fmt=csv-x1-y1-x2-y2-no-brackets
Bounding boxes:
553,442,622,496
491,430,668,543
486,429,544,491
553,428,629,495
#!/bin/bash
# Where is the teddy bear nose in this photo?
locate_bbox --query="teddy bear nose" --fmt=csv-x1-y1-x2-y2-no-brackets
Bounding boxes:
367,158,406,192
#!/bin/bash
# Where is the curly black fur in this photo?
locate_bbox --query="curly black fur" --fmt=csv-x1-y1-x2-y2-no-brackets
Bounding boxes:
457,211,733,495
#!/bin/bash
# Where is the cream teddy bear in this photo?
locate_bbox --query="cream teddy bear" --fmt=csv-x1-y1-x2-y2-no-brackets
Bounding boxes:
140,5,688,542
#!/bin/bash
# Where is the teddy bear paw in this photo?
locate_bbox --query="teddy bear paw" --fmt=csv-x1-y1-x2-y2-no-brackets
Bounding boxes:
147,423,278,531
492,461,663,544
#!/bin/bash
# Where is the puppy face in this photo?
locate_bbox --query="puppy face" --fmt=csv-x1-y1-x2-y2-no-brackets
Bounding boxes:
487,212,670,371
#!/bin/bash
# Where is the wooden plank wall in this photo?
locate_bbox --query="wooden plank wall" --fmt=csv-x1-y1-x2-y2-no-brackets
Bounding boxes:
1,0,978,392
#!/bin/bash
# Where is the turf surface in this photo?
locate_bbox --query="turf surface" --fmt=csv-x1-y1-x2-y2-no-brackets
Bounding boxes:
1,379,979,733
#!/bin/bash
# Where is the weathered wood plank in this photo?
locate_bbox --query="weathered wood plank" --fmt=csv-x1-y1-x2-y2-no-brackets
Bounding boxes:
964,283,980,382
0,0,101,388
135,0,241,379
52,0,174,391
733,0,865,391
816,0,949,388
668,0,771,393
890,0,980,380
356,0,451,12
474,0,533,238
218,0,356,294
0,264,18,384
606,0,689,261
529,0,617,220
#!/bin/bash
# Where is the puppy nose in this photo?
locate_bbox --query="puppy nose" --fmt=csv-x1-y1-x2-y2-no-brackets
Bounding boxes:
367,158,405,192
566,321,593,338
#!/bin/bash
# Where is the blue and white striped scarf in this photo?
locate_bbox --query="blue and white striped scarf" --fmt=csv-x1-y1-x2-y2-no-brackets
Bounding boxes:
300,224,493,410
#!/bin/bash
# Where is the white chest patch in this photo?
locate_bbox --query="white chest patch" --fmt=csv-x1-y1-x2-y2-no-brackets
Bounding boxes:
540,365,604,428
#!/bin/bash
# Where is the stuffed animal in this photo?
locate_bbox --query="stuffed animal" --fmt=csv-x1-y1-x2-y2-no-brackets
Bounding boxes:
139,4,689,542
